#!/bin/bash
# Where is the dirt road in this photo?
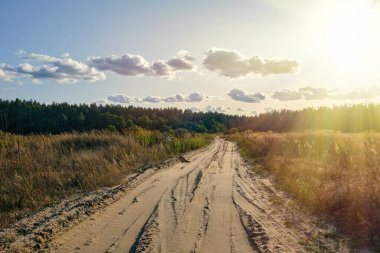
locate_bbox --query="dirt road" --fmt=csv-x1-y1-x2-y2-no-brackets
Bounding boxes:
47,138,340,253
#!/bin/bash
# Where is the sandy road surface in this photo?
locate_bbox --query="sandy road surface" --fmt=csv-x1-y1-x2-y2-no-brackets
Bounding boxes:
49,139,311,252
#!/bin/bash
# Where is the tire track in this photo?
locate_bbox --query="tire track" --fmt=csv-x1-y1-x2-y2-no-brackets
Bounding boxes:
233,199,270,253
47,138,344,253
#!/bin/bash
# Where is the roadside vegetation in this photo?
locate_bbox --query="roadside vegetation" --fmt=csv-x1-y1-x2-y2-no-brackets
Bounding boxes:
228,131,380,247
0,128,212,227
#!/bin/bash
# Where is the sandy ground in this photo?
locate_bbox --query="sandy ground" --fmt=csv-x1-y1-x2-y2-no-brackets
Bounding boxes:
2,138,350,252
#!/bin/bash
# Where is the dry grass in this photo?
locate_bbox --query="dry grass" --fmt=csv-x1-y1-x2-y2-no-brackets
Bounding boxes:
229,131,380,247
0,129,211,227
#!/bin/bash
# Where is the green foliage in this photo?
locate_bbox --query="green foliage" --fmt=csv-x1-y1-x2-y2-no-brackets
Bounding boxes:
106,124,117,132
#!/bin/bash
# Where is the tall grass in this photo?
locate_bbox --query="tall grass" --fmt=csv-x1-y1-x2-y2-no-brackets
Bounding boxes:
229,131,380,246
0,129,211,227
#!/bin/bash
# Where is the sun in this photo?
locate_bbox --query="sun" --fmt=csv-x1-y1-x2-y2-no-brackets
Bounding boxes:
315,0,380,77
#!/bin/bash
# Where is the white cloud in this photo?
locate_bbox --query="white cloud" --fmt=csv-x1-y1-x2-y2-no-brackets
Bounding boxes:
22,52,58,63
107,94,137,103
166,50,195,71
205,105,229,113
89,54,152,76
298,87,329,100
143,96,162,103
150,60,172,77
203,48,300,78
187,92,204,102
228,89,266,103
0,64,15,81
163,94,186,102
95,99,108,105
88,51,196,79
61,53,71,58
271,89,303,101
270,87,329,101
0,69,7,81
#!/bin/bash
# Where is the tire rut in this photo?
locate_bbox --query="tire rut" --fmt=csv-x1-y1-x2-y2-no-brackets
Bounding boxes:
44,138,348,253
190,197,211,253
128,202,161,253
233,199,270,253
190,170,203,202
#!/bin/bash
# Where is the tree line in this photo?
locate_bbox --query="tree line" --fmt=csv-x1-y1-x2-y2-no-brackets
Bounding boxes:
1,99,380,134
228,104,380,133
0,99,227,134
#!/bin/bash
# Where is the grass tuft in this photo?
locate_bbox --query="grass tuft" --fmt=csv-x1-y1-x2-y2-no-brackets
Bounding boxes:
228,131,380,247
0,129,211,227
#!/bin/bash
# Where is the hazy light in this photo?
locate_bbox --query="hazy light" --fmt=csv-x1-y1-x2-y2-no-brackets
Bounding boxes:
316,0,380,76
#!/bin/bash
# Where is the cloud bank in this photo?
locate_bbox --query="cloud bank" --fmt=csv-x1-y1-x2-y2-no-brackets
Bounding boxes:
1,52,105,83
88,51,195,79
329,87,380,100
271,87,380,101
228,89,266,103
0,50,196,83
107,92,207,104
106,86,380,108
203,48,300,78
1,48,302,84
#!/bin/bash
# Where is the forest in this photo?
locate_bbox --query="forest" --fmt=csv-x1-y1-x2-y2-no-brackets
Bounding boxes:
1,99,380,134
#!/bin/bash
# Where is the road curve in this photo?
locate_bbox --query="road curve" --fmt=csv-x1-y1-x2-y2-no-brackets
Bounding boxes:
50,138,304,253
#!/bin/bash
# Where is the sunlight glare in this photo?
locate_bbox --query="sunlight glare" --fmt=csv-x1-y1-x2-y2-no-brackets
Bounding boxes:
317,0,380,77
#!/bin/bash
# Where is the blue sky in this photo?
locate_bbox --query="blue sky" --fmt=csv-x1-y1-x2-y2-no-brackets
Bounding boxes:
1,0,380,114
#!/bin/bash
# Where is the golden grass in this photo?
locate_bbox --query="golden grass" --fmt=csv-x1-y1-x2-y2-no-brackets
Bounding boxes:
229,131,380,246
0,129,211,227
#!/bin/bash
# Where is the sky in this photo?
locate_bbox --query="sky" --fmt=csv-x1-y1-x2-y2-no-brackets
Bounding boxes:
1,0,380,115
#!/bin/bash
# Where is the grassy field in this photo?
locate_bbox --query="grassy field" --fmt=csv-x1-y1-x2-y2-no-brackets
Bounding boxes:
228,131,380,247
0,128,212,227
